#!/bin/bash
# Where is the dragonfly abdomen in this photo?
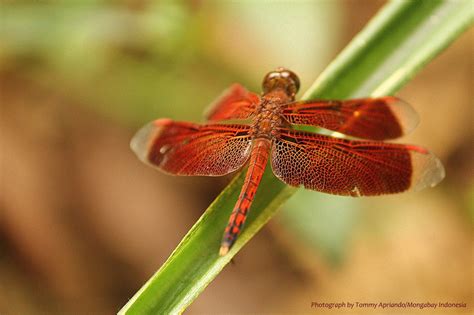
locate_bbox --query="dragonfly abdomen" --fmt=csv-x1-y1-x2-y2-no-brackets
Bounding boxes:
219,138,271,256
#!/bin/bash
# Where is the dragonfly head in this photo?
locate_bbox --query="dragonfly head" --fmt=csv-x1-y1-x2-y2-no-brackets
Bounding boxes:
262,67,300,97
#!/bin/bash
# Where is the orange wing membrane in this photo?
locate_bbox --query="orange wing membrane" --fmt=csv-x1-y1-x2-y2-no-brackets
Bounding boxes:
205,83,260,122
271,128,444,196
281,97,418,140
131,119,252,176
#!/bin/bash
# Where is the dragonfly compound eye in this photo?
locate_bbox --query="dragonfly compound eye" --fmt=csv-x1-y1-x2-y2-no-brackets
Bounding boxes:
262,68,300,97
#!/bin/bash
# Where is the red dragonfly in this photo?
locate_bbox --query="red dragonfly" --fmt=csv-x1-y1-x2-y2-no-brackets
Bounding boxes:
131,68,445,256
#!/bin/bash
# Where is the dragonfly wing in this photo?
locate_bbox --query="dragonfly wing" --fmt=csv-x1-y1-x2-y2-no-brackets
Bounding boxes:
271,128,444,196
131,119,252,176
205,84,260,122
281,97,419,140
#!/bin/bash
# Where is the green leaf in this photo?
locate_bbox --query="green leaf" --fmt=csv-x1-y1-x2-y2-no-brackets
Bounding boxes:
120,1,473,314
282,189,361,264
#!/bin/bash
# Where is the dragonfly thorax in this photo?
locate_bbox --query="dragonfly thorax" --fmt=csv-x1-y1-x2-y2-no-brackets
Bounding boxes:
251,99,287,139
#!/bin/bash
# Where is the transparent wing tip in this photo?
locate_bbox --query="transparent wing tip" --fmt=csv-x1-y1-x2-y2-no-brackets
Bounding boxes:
387,97,420,135
130,119,170,163
426,154,446,188
412,151,445,192
130,122,155,163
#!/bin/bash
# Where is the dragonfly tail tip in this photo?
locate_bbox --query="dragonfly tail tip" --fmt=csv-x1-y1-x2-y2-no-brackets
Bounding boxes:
219,244,230,256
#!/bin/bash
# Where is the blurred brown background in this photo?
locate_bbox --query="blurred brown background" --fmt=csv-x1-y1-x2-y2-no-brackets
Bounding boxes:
0,1,472,314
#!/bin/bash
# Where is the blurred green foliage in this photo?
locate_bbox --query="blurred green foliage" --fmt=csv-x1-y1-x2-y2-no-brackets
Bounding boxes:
1,1,249,124
1,1,341,126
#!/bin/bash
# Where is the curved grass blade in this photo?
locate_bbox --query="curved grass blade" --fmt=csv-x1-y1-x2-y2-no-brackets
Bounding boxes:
120,1,473,314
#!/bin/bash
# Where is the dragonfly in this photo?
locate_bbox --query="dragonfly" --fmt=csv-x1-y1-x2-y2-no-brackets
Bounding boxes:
130,68,445,256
